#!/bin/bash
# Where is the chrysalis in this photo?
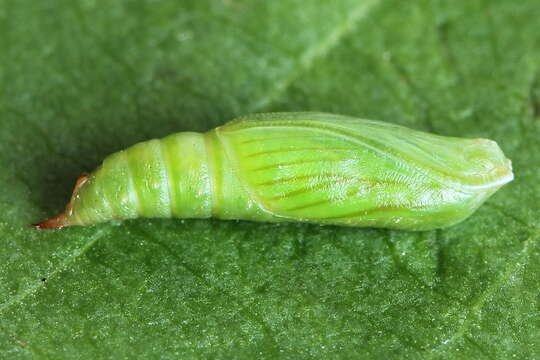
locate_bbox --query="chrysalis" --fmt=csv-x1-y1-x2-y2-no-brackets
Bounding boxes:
35,112,513,231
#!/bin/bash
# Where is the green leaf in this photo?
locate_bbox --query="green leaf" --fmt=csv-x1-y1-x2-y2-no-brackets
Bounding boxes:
1,0,539,358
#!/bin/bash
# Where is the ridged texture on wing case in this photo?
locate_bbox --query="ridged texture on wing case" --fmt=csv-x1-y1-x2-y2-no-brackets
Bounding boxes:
217,113,513,230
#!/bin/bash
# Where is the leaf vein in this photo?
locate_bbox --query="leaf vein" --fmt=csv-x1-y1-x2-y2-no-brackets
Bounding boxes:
0,228,110,314
248,0,381,111
428,229,539,356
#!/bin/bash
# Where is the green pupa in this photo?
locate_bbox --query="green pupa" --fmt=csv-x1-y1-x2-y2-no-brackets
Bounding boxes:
35,112,513,231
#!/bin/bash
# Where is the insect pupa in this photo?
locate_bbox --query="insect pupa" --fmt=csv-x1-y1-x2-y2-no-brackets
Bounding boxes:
35,112,513,231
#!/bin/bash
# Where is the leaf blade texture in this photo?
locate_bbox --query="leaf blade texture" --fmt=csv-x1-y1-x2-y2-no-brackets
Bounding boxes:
0,0,539,358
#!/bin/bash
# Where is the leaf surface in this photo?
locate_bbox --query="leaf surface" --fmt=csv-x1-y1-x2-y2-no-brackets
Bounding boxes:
1,0,539,358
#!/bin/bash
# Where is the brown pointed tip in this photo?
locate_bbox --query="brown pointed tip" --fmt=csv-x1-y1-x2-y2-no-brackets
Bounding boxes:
33,173,90,230
33,212,67,230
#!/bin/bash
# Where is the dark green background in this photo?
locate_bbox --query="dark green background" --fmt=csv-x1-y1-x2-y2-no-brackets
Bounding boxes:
1,0,539,358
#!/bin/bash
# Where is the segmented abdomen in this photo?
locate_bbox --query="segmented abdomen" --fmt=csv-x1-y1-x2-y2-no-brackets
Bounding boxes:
69,131,275,226
71,133,213,225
